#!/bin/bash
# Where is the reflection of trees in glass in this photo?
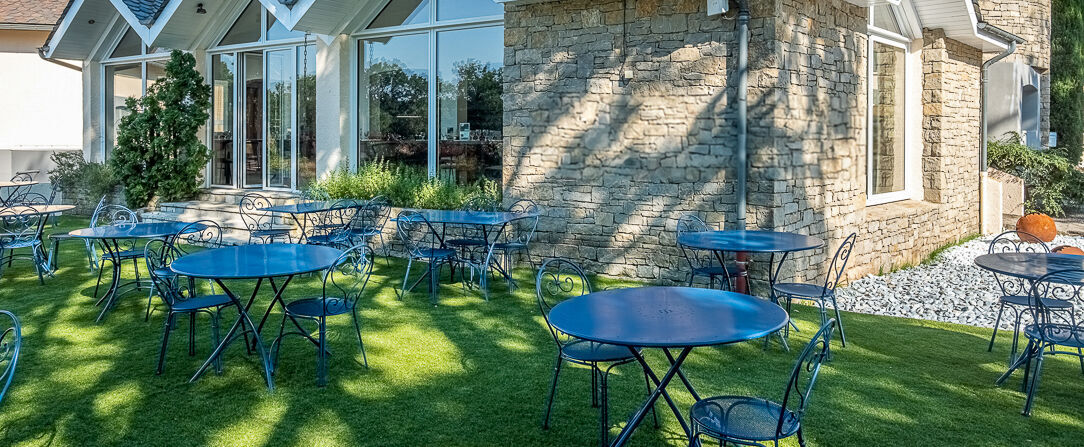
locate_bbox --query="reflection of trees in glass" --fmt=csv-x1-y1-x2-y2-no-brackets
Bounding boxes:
267,79,292,183
297,70,317,188
438,60,503,184
362,60,429,166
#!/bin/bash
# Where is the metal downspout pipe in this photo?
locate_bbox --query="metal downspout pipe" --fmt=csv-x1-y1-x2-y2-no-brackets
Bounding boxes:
736,0,750,229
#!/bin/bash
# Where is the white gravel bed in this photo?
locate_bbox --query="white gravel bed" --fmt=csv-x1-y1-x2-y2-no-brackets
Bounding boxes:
834,234,1084,329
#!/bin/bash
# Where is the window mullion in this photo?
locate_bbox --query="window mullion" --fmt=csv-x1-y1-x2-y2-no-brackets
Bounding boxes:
427,29,437,178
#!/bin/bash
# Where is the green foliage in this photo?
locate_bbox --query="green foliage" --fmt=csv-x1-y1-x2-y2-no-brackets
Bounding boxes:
988,135,1084,216
47,151,121,212
1051,0,1084,163
304,160,501,210
111,50,212,207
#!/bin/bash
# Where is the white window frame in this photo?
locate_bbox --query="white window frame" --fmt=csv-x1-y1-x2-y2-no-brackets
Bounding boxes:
100,26,173,161
350,0,503,178
866,3,920,206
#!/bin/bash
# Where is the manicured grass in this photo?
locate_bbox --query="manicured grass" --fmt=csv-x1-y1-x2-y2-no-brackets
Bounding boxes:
0,216,1081,446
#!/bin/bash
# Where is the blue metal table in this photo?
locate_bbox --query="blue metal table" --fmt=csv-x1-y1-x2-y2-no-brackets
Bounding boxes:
548,286,789,446
259,201,358,244
975,252,1084,281
400,209,539,302
170,243,343,390
0,180,38,207
70,221,205,323
678,230,823,348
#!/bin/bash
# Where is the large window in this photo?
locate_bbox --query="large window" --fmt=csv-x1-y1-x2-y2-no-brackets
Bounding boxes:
356,0,503,184
866,4,916,204
102,28,171,160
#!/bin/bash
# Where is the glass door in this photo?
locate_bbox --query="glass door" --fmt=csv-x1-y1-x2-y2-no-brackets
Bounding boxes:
265,48,295,190
210,54,236,186
243,52,264,187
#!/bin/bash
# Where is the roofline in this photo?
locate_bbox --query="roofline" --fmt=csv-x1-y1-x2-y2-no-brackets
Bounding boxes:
42,0,79,59
0,23,56,30
976,22,1027,45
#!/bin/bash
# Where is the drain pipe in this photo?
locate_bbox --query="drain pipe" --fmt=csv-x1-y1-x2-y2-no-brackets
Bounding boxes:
978,24,1024,171
736,0,749,230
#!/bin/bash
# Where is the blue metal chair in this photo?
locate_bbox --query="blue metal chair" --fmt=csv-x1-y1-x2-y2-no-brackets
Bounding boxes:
239,193,292,244
145,239,233,376
677,214,744,290
995,269,1084,416
690,319,836,447
493,199,541,287
90,204,141,300
306,200,359,248
0,206,49,284
346,196,392,260
0,310,21,406
145,220,224,321
773,233,856,347
271,244,374,386
985,230,1067,364
535,258,656,446
395,210,457,300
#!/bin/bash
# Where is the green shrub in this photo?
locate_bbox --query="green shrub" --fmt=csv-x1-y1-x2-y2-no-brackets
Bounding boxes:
304,161,502,210
988,134,1084,216
112,50,212,207
48,151,121,212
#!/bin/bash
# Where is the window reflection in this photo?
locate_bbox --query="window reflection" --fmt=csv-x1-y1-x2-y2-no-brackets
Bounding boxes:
297,45,317,189
211,54,236,186
436,26,503,184
368,0,429,28
871,42,907,195
437,0,501,21
105,63,142,159
358,35,430,172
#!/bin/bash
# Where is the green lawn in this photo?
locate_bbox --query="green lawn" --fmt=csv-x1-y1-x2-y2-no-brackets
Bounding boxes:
0,216,1080,446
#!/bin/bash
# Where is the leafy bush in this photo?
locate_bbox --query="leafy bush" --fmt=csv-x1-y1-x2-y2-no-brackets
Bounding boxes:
48,151,122,212
304,161,502,210
988,135,1084,216
112,50,212,207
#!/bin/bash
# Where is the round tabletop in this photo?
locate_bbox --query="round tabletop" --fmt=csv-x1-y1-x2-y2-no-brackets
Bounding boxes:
975,252,1084,281
678,230,824,253
547,286,789,348
170,243,343,279
1,204,75,215
69,221,205,240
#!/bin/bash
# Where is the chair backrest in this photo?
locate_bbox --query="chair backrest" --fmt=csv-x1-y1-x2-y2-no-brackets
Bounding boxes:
504,199,542,245
91,204,138,227
1027,269,1084,345
821,233,858,294
14,192,51,206
988,230,1050,297
776,319,836,438
321,199,361,232
8,172,33,183
0,310,21,406
144,239,185,308
348,195,391,235
534,258,593,348
322,244,375,315
0,206,45,246
174,220,224,252
395,210,439,258
676,214,715,270
239,193,276,232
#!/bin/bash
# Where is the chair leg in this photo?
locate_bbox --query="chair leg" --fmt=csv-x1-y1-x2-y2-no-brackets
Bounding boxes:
644,370,659,429
351,306,368,368
797,427,807,447
542,355,562,429
32,245,45,284
145,283,157,322
591,367,599,408
317,317,328,387
156,312,175,375
686,273,694,287
188,314,197,356
988,302,1007,352
211,310,223,374
93,258,106,299
270,310,289,373
1023,345,1046,416
599,367,610,447
1010,309,1025,365
398,258,413,300
830,296,846,347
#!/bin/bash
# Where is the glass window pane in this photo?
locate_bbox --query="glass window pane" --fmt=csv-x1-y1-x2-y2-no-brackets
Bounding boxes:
110,28,142,58
297,45,317,189
266,48,294,189
219,1,262,46
267,13,304,40
145,60,167,91
358,35,429,173
871,42,907,195
437,27,503,185
438,0,501,22
105,64,143,159
211,54,236,186
872,5,902,35
243,52,264,187
368,0,430,29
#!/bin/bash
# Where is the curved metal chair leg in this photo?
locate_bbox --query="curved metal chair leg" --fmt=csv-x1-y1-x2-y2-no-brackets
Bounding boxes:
542,355,562,429
188,314,197,356
829,296,846,347
1010,309,1025,365
398,258,414,300
93,259,106,299
351,306,368,368
211,310,223,374
988,302,1007,352
317,317,328,387
270,310,289,374
599,365,614,447
1023,346,1046,416
797,427,807,447
156,313,175,375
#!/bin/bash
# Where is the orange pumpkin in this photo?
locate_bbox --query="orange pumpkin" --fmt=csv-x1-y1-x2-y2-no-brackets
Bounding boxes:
1053,245,1084,256
1016,213,1057,243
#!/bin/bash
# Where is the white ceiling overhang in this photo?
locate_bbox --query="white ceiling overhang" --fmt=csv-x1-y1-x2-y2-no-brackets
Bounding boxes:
43,0,122,59
911,0,1008,51
258,0,385,37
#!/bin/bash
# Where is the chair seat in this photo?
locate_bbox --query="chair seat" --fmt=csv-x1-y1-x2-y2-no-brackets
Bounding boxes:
307,232,349,246
447,238,487,247
347,227,382,238
560,339,638,363
493,241,527,251
172,294,234,312
1000,295,1074,309
48,233,74,241
250,228,291,238
693,264,746,278
1024,323,1084,348
104,248,142,260
690,396,800,442
413,248,456,260
153,267,176,278
2,239,41,250
773,282,833,299
284,297,352,318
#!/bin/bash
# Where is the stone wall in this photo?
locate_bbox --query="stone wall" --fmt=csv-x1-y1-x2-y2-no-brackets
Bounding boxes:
503,0,985,284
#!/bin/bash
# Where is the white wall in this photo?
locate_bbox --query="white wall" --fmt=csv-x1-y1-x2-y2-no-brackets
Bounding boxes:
0,29,83,180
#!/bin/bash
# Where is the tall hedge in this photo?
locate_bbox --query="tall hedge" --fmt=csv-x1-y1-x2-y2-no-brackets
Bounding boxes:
1051,0,1084,164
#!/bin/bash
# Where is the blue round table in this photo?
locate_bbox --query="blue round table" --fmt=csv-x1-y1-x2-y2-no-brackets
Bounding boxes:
70,221,206,323
170,243,343,390
548,286,789,446
975,252,1084,281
